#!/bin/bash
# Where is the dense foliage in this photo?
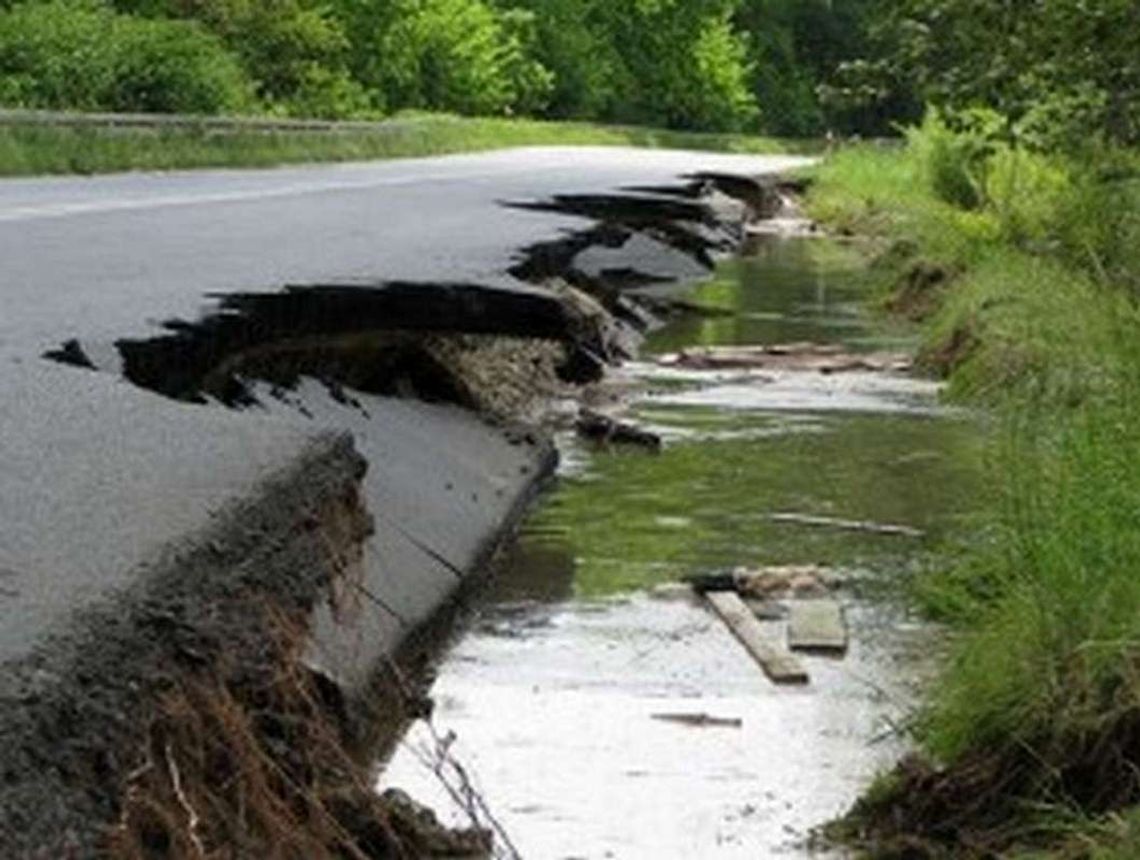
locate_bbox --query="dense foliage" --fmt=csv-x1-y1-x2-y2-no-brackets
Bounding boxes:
1,0,1136,143
0,0,862,132
827,0,1140,146
0,0,253,113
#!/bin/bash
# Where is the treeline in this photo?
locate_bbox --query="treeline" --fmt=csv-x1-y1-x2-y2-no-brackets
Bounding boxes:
0,0,876,134
0,0,1136,144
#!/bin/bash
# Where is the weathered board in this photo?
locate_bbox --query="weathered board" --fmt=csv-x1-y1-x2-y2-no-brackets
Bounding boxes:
705,590,809,685
787,600,848,654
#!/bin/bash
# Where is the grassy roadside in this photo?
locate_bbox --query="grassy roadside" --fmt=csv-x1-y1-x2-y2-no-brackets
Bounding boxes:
805,123,1140,858
0,112,802,176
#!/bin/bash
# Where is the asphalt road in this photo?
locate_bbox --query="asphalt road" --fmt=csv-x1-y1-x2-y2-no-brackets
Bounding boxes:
0,147,808,352
0,146,809,680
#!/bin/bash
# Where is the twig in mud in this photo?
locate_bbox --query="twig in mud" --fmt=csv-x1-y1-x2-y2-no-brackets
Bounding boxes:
410,723,522,860
651,712,743,728
869,713,915,745
165,742,205,859
385,654,521,859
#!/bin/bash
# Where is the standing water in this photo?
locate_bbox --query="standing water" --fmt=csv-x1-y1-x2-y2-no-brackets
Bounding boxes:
380,236,985,857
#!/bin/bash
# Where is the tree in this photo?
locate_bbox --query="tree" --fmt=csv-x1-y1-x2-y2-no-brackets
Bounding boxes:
113,0,370,116
830,0,1140,145
736,0,880,136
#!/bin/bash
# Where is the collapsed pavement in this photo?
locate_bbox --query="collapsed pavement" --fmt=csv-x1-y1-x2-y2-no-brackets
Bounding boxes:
0,152,808,857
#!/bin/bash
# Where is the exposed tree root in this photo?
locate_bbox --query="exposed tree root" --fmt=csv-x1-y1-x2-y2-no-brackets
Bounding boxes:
106,608,489,860
834,704,1140,859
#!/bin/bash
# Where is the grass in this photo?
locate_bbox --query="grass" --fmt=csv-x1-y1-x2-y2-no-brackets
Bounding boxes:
806,135,1140,857
0,112,801,176
809,142,1140,405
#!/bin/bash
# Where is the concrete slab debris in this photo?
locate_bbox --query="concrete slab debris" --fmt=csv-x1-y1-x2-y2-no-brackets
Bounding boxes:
787,600,849,654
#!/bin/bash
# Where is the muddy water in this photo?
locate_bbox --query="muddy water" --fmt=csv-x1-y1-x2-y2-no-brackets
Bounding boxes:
380,237,985,858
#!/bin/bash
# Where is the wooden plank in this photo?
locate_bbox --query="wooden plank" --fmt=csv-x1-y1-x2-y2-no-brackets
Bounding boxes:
705,591,809,685
787,600,848,654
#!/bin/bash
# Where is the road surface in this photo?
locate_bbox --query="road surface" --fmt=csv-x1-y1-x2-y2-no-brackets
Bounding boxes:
0,146,808,665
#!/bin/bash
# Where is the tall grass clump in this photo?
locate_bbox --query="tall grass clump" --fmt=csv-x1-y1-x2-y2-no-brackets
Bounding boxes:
810,111,1140,856
811,109,1139,404
857,332,1140,855
924,347,1140,769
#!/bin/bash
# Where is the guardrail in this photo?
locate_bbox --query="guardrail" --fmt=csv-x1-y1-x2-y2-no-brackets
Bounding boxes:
0,109,450,134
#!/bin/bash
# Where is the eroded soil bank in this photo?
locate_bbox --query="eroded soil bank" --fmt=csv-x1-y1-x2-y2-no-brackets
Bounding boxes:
380,235,988,857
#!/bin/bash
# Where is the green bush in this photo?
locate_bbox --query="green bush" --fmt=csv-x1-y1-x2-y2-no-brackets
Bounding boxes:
679,11,759,131
985,146,1072,246
905,106,1002,209
1054,159,1140,298
0,0,253,113
114,0,370,117
276,64,374,119
354,0,547,116
495,7,554,115
600,0,758,132
504,0,622,120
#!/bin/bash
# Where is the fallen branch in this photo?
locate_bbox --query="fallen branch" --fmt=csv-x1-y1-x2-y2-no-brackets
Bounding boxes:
651,712,743,728
767,512,925,538
407,723,519,860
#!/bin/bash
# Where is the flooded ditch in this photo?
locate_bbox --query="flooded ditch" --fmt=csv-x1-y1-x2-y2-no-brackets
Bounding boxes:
379,235,988,857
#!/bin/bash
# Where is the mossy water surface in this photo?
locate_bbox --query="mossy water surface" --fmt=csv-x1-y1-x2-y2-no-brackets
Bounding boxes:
499,237,988,599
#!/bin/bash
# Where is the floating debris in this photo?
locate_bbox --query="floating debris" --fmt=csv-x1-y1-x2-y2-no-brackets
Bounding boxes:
649,582,699,602
787,600,848,655
651,712,743,729
658,343,913,374
767,512,925,538
735,564,835,599
705,591,808,685
575,408,663,451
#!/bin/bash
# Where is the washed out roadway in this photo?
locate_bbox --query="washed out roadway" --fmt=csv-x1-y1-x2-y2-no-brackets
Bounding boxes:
0,147,809,691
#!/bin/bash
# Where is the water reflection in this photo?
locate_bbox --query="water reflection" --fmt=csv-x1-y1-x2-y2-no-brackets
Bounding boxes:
643,237,909,355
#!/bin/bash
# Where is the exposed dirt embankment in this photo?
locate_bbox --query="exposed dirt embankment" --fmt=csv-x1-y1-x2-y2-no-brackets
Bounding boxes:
0,435,379,856
12,168,785,858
